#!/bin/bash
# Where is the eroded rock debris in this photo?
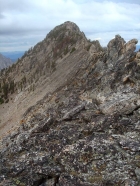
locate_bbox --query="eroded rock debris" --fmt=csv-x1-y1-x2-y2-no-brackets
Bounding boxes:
0,22,140,186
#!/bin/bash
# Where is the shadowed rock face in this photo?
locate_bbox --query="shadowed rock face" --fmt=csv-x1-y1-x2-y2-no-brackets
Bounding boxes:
0,22,140,186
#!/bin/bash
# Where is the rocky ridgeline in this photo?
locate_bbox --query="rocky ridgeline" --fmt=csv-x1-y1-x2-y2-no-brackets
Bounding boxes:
0,21,88,104
0,22,140,186
0,21,90,135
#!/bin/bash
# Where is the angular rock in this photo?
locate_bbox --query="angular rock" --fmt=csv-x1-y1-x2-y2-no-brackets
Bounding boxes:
62,103,85,120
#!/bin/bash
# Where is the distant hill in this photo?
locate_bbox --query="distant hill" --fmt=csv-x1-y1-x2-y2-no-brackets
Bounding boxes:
0,53,13,70
1,51,25,62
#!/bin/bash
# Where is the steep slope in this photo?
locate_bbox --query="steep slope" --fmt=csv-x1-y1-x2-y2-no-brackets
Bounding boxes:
0,53,13,70
0,21,93,136
0,22,140,186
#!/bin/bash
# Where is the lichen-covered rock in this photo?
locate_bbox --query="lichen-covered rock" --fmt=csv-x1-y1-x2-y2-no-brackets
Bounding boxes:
98,92,140,114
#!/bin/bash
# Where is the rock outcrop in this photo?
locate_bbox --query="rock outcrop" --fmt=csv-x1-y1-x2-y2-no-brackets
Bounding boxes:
0,22,140,186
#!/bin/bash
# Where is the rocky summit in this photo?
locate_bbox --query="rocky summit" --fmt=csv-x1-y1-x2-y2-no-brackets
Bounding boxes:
0,22,140,186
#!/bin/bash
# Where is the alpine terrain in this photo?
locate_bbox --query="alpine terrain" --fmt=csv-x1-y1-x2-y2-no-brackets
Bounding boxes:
0,21,140,186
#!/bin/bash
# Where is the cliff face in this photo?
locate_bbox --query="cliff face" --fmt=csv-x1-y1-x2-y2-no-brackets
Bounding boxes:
0,22,140,186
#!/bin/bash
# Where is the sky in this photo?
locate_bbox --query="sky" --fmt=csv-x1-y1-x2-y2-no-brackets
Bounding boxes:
0,0,140,52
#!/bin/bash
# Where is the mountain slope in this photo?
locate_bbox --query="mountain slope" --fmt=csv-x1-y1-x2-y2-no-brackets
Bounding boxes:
0,53,13,70
0,21,92,136
0,22,140,186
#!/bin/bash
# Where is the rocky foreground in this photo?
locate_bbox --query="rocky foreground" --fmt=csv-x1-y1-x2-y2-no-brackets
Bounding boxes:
0,22,140,185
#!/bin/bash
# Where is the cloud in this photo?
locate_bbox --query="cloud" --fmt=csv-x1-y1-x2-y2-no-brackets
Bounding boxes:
0,0,140,52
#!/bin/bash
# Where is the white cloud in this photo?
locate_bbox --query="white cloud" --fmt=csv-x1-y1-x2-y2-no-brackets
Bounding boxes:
0,0,140,51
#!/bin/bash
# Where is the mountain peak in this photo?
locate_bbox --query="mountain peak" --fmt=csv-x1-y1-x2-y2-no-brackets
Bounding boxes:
54,21,80,31
46,21,83,42
63,21,80,31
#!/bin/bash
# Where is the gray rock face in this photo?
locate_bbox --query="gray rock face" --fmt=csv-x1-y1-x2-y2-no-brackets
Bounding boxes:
0,22,140,186
107,35,125,64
